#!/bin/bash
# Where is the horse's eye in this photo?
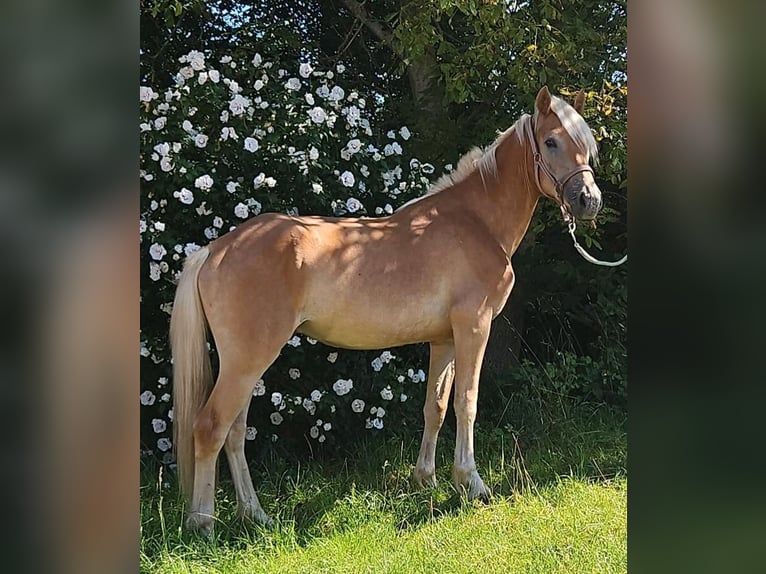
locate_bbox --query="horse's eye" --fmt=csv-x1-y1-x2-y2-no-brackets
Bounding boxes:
544,138,557,149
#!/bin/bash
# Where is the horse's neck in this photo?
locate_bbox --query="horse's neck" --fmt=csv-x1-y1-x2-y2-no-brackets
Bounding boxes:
461,134,540,258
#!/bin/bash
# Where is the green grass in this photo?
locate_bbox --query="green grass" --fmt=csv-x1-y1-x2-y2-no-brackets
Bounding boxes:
141,402,626,573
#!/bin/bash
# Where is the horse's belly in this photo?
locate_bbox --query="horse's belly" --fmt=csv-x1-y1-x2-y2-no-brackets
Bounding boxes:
297,306,451,350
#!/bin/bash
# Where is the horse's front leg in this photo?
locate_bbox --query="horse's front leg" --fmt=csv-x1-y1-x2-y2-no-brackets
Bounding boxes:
413,341,455,488
450,308,493,500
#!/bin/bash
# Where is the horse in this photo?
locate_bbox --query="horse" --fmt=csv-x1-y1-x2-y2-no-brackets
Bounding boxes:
170,86,602,536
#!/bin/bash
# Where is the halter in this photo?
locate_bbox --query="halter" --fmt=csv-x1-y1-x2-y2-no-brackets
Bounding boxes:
523,116,594,206
524,115,628,267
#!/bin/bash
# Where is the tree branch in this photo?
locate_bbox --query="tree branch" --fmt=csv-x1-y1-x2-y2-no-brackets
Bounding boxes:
340,0,395,49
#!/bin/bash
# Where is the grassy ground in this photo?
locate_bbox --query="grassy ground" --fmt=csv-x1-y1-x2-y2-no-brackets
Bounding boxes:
141,402,626,573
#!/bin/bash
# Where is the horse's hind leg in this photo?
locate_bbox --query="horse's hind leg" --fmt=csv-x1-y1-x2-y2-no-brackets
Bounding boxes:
414,341,455,488
187,359,279,536
224,401,272,526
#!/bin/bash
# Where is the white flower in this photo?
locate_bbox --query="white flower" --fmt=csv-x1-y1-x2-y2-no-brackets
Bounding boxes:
254,79,264,91
285,77,301,91
376,407,386,417
139,122,152,133
305,93,315,106
140,86,157,102
346,139,362,154
287,336,301,347
159,156,174,173
253,172,266,187
308,106,327,124
302,398,316,415
209,69,220,83
252,53,262,67
307,337,317,345
327,352,338,363
181,120,193,133
194,134,208,148
380,351,394,362
186,50,205,71
312,182,323,194
151,418,167,433
391,142,403,155
139,219,147,234
310,426,320,439
299,63,314,78
339,171,355,188
184,242,201,256
197,71,208,85
244,137,260,152
346,106,360,126
212,216,223,229
253,379,266,396
246,198,263,215
351,399,365,413
288,368,301,380
271,392,283,406
157,438,172,452
140,390,156,406
323,422,332,431
234,202,249,219
309,146,319,160
154,116,167,130
154,141,169,155
329,86,345,101
400,393,408,402
372,418,384,430
346,197,363,213
226,181,239,193
336,63,346,74
310,390,322,402
229,94,250,115
149,262,161,281
380,387,393,401
332,378,353,396
270,412,284,425
421,163,435,174
400,126,411,140
221,126,238,141
194,175,213,191
245,427,258,440
161,393,171,402
371,358,383,372
149,243,167,261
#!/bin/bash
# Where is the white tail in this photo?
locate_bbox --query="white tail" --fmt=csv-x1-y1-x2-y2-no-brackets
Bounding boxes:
170,247,213,500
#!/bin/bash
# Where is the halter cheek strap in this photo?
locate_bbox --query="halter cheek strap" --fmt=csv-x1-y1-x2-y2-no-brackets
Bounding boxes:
524,116,594,203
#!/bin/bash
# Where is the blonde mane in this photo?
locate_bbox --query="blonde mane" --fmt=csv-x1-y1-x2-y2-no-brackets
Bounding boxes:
398,95,597,211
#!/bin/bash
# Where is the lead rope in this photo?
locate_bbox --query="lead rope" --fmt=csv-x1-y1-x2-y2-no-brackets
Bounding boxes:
568,220,627,267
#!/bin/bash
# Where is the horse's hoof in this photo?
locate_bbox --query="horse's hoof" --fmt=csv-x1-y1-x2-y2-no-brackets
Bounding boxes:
186,512,214,539
453,468,492,502
413,466,438,489
240,502,274,527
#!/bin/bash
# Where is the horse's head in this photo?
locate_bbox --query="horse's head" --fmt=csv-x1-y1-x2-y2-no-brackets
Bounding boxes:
530,86,602,221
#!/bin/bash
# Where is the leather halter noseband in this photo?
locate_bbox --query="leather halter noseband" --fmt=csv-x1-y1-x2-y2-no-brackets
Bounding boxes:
524,116,594,205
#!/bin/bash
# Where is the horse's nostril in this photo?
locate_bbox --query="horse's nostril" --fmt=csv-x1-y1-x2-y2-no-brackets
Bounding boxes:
579,193,588,208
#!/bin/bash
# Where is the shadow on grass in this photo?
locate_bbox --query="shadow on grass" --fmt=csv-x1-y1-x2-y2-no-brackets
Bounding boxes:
141,399,626,552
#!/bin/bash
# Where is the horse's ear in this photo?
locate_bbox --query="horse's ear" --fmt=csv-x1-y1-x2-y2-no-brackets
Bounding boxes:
574,89,586,115
536,86,552,115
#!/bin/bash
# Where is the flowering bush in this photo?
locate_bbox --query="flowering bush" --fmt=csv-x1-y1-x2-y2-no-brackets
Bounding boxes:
140,48,444,460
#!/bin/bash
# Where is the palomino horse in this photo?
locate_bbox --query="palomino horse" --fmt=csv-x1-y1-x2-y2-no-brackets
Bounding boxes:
171,86,602,536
